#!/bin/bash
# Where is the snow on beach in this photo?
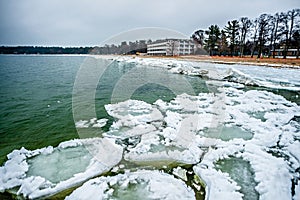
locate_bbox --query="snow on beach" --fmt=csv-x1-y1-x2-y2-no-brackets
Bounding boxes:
1,56,300,199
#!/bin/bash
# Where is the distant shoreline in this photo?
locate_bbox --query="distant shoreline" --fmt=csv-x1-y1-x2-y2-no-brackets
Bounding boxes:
1,53,299,69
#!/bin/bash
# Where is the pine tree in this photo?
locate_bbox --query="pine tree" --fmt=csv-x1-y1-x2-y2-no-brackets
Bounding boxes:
224,20,239,56
204,25,221,56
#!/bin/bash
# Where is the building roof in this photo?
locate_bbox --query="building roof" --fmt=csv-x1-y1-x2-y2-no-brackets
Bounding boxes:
148,38,194,45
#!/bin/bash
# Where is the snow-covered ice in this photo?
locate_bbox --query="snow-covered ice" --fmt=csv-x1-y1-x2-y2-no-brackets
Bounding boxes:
75,118,108,128
107,55,300,91
0,138,123,199
66,170,195,200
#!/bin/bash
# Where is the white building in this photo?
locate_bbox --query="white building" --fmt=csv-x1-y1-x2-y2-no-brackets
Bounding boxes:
147,39,197,56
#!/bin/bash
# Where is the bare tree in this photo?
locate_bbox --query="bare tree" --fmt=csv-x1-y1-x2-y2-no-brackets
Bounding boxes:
269,13,281,58
257,14,269,58
239,17,252,57
278,9,300,58
250,19,259,58
280,12,291,59
192,30,205,47
293,30,300,58
286,9,300,58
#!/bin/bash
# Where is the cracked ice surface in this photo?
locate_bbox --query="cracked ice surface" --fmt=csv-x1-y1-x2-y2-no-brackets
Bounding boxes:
103,86,299,199
192,88,299,200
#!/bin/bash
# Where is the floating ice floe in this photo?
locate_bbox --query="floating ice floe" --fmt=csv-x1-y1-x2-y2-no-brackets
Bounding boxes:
0,138,123,199
66,170,195,200
191,88,299,200
102,85,299,199
75,118,108,128
194,141,293,200
124,132,204,165
105,100,163,127
103,100,163,139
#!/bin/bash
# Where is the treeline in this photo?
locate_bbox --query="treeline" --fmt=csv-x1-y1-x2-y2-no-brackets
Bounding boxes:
0,46,93,54
0,40,148,55
192,8,300,58
91,40,148,55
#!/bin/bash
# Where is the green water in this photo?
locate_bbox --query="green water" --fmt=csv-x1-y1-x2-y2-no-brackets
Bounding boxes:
0,55,82,164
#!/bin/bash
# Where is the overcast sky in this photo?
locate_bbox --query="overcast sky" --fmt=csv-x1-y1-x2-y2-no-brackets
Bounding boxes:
0,0,299,46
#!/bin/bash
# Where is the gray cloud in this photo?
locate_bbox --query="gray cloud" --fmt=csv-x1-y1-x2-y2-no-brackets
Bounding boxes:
0,0,299,46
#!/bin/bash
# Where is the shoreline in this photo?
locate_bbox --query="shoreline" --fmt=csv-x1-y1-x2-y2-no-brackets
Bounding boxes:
1,53,300,69
140,55,300,69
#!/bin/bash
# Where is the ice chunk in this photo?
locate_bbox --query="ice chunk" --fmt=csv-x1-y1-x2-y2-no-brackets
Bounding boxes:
223,68,260,86
26,145,93,184
243,144,292,200
66,170,195,200
75,120,89,128
194,165,243,200
0,138,123,199
173,167,188,181
105,100,163,122
104,124,156,139
124,132,204,165
75,118,108,128
93,119,108,128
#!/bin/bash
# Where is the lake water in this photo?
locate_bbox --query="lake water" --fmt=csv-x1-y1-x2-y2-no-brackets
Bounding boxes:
0,55,82,164
0,55,209,164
